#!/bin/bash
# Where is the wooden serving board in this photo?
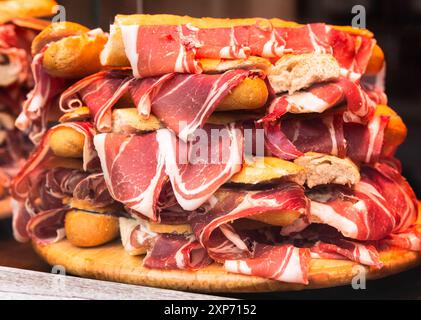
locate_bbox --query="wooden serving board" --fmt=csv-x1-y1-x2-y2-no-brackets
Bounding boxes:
34,240,421,293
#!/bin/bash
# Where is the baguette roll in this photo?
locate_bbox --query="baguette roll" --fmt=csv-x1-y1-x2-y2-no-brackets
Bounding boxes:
65,209,119,247
101,14,379,78
32,22,107,79
0,0,57,24
48,126,85,158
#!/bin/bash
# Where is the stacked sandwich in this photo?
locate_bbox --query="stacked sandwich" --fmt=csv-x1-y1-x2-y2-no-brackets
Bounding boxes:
0,0,56,216
11,14,420,288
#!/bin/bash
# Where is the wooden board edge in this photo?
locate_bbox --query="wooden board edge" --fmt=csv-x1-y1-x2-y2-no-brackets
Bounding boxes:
33,240,421,293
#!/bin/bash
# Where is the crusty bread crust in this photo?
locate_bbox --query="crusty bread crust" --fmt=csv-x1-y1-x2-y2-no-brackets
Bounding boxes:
218,77,268,111
65,210,119,248
376,105,407,156
49,126,85,158
31,21,89,55
101,14,374,68
42,31,107,79
366,44,384,75
0,0,56,24
31,22,107,79
33,239,421,293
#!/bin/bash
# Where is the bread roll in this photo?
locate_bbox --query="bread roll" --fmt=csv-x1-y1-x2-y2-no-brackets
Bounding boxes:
42,30,107,79
218,77,268,111
32,21,107,78
148,222,192,234
375,105,407,155
31,21,89,55
65,209,119,247
48,126,84,158
0,0,56,24
230,157,306,185
365,44,384,75
247,210,302,226
294,152,360,188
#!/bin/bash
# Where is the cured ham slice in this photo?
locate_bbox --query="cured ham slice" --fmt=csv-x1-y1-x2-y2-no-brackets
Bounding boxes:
144,70,250,141
94,132,167,221
26,207,68,245
15,51,66,143
380,226,421,251
11,199,32,242
264,112,386,163
143,234,212,270
310,239,382,268
308,162,418,241
261,78,377,124
189,183,308,262
60,69,251,141
11,122,97,201
157,123,243,211
94,123,243,220
344,116,389,164
282,114,346,158
121,24,202,78
118,20,374,78
329,29,375,80
72,173,114,207
59,70,133,132
129,74,174,118
224,244,310,284
264,122,303,160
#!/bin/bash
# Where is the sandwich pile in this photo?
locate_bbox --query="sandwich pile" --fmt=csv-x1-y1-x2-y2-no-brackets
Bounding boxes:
10,14,421,288
0,0,56,216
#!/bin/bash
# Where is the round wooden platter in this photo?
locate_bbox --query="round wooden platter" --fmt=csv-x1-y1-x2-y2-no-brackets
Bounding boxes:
0,197,12,220
33,240,421,293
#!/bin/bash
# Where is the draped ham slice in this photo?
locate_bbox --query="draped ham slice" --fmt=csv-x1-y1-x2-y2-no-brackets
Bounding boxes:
380,226,421,251
118,21,374,79
26,207,68,245
143,234,212,270
59,69,251,142
282,114,346,158
15,51,66,143
264,122,303,160
121,24,202,78
224,244,310,284
310,239,382,268
94,123,244,220
264,112,387,164
145,70,250,141
157,123,243,211
59,70,133,132
308,162,418,241
11,122,97,201
94,132,167,221
129,73,174,118
261,78,377,124
189,183,308,262
344,115,389,163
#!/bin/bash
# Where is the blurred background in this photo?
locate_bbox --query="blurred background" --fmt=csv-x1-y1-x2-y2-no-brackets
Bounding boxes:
57,0,421,196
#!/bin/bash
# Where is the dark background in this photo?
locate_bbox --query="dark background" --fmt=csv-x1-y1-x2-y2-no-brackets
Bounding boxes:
56,0,421,197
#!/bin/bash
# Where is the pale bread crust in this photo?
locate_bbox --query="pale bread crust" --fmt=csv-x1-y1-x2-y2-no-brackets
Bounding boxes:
33,239,421,293
0,0,56,24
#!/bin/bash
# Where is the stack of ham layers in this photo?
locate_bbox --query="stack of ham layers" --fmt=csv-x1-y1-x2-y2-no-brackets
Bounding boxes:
0,18,48,206
10,15,421,285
